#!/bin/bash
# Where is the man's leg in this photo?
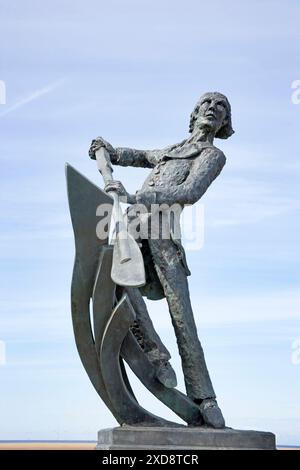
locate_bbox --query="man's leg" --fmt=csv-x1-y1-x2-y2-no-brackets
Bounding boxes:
148,239,225,427
149,239,215,399
148,238,225,427
148,238,219,394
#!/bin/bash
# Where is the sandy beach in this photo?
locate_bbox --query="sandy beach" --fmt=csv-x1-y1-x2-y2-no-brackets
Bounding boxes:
0,442,96,450
0,442,298,451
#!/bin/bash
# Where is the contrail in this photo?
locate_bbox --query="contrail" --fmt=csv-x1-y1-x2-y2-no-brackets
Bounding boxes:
0,78,65,117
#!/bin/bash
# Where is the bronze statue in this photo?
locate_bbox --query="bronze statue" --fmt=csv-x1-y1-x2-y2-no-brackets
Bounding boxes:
67,92,234,429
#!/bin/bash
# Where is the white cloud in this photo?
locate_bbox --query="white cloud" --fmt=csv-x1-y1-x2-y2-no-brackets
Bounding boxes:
0,79,65,117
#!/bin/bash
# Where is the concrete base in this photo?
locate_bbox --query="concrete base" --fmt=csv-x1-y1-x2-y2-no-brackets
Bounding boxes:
96,426,276,450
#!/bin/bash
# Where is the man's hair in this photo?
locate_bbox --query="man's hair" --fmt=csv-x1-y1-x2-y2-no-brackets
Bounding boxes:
189,92,234,139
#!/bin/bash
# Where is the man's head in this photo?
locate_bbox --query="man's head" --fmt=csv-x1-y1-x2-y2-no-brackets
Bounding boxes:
189,92,234,139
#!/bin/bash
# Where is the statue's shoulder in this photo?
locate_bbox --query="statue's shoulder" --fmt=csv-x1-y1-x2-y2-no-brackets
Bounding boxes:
162,140,226,165
203,144,226,164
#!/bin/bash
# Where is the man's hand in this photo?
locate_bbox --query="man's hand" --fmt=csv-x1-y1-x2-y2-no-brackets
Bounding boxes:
104,180,136,204
89,136,116,160
105,180,127,197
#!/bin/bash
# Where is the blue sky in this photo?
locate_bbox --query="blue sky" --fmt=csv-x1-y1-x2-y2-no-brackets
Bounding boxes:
0,0,300,445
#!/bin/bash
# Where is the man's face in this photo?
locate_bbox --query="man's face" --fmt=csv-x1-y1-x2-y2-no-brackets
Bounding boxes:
193,95,228,135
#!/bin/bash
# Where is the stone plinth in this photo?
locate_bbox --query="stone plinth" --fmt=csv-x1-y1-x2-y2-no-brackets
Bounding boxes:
96,426,276,450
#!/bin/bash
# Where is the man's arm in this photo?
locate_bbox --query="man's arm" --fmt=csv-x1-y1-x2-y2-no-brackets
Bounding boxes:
112,147,161,168
89,137,181,168
136,149,226,207
112,141,184,167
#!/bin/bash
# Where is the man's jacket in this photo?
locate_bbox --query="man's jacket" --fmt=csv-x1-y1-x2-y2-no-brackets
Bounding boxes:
111,140,226,300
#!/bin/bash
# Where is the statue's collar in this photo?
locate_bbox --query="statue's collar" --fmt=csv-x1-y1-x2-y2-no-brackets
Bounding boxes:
162,141,214,160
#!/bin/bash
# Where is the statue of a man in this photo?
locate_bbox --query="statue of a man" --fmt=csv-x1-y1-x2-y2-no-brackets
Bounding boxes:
89,92,234,428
